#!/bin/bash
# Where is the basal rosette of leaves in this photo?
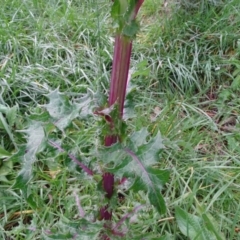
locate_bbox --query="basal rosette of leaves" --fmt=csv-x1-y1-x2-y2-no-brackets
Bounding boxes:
12,89,169,238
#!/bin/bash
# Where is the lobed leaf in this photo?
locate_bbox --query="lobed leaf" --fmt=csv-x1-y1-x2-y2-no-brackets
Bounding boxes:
44,89,92,131
125,149,169,215
13,122,45,199
135,131,164,166
100,130,169,214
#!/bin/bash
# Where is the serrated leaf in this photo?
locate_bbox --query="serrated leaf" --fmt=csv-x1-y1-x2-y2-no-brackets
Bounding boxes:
13,122,45,193
147,167,170,187
175,207,216,240
100,131,169,214
75,92,93,118
132,60,150,78
44,89,92,130
100,142,127,165
45,218,102,240
44,89,78,130
125,149,169,215
136,131,164,166
130,128,149,148
29,111,51,122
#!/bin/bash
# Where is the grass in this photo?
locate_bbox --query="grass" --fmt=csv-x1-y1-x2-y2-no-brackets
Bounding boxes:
1,0,240,239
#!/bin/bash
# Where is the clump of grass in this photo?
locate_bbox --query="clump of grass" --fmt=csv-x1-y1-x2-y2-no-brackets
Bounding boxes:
136,0,240,94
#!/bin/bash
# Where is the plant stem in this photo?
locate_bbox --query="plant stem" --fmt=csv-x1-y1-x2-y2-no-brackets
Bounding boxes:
101,1,145,238
108,35,132,117
105,35,132,146
106,0,144,145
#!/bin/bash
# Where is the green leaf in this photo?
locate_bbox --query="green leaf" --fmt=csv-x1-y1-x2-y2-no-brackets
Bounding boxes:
46,218,102,239
111,0,142,37
29,111,51,122
111,0,121,19
202,213,225,240
136,131,164,166
175,207,219,240
132,60,150,78
111,0,128,18
122,19,139,38
148,185,166,215
13,122,45,195
44,89,92,131
125,149,169,215
100,130,169,215
45,232,73,239
176,207,203,239
130,127,149,148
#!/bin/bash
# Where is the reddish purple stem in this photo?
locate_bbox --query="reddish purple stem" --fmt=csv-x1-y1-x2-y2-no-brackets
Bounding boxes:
99,205,112,221
101,2,145,239
103,172,115,199
108,35,132,117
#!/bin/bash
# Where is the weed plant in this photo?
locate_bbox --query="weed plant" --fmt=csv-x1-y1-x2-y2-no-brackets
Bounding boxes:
1,0,240,239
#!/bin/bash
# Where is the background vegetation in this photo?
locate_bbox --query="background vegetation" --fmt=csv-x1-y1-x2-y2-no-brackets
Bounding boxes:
1,0,240,239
